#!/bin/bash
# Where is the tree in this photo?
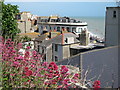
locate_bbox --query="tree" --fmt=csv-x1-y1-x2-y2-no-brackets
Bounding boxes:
2,2,20,39
0,2,2,35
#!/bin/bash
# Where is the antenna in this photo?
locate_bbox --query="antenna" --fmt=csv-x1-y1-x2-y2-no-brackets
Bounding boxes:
115,0,120,7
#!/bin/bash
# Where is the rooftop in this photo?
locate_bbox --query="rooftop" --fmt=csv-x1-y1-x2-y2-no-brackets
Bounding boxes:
39,32,79,47
18,32,40,39
38,15,87,25
70,42,104,50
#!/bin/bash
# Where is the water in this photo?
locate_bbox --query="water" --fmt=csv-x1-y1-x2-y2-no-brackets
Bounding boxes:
71,16,105,38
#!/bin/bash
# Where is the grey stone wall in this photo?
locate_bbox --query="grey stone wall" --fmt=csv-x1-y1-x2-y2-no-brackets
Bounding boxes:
57,53,81,67
18,21,25,33
57,46,119,88
18,20,32,33
81,46,118,88
63,45,70,59
46,44,53,62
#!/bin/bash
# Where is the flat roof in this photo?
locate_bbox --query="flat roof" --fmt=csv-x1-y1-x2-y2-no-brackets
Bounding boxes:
18,32,40,39
106,7,120,9
38,22,87,26
70,43,95,49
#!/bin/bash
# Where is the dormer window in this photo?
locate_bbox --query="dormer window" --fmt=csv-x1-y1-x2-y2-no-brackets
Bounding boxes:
113,11,116,18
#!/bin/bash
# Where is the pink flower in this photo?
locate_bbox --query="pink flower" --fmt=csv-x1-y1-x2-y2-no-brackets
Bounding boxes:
57,85,62,88
31,65,35,68
12,61,20,67
74,73,80,78
27,80,31,82
44,81,50,85
62,79,70,85
24,70,33,76
12,50,16,53
48,62,58,70
32,50,37,56
17,43,23,49
27,46,31,49
58,77,62,80
93,80,101,90
37,73,41,77
47,73,53,79
16,55,24,60
60,66,68,74
24,51,30,58
42,62,48,67
24,67,29,71
10,74,15,76
49,70,53,73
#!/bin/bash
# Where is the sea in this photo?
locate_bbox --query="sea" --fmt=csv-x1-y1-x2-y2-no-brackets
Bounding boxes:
71,16,105,38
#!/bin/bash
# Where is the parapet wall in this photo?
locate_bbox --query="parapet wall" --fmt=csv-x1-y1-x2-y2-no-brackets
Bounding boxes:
57,46,119,88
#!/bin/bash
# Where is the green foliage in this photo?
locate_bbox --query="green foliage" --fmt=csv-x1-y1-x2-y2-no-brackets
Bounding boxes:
21,35,31,42
0,2,2,35
2,2,20,39
14,35,32,45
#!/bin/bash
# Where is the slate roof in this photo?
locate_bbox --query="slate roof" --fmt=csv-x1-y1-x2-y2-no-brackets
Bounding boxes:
34,34,48,42
39,33,79,47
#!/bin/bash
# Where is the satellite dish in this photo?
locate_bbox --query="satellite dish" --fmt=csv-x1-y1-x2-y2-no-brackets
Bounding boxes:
115,0,120,7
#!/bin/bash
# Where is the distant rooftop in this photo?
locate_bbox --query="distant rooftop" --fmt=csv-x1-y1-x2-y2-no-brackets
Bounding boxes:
18,32,40,39
39,32,79,47
37,15,86,24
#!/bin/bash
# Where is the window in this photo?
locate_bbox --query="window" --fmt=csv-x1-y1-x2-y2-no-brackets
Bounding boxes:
51,19,56,22
54,27,56,30
16,14,21,20
50,27,51,30
67,27,70,32
56,18,60,22
45,19,48,22
72,27,76,32
45,26,47,29
113,11,116,18
62,19,66,22
65,38,68,43
41,26,43,29
38,45,40,52
77,28,81,33
55,44,58,51
57,27,60,31
62,27,64,29
55,56,58,62
42,47,44,53
41,19,44,22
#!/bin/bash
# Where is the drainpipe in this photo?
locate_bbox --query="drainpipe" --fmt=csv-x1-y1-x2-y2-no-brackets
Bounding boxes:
62,33,64,45
25,21,26,33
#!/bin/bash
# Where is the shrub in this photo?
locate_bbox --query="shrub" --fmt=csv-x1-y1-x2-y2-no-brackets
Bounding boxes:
0,37,100,89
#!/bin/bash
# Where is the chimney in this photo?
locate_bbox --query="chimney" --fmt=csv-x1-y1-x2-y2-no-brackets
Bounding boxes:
79,29,90,46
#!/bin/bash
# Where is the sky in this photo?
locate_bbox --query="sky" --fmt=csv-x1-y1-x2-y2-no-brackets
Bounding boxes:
5,0,116,2
5,1,116,17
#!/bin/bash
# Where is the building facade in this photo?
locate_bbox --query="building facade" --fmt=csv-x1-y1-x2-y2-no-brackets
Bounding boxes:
37,16,88,35
34,32,80,62
105,7,120,47
16,12,37,33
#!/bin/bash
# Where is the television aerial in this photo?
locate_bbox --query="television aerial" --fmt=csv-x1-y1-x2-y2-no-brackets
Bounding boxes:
115,0,120,7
